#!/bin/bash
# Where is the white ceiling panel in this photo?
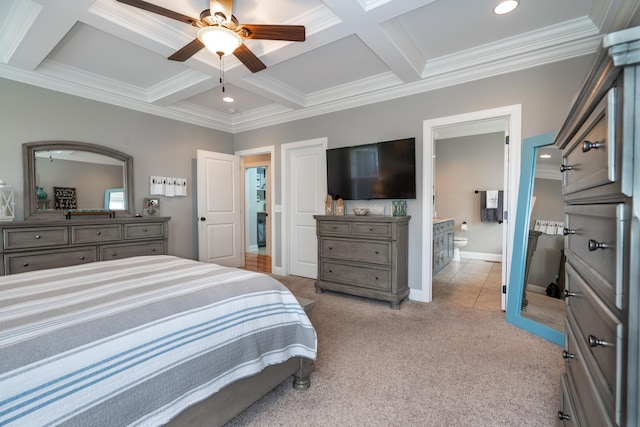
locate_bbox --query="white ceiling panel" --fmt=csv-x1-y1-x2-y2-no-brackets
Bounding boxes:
0,0,637,133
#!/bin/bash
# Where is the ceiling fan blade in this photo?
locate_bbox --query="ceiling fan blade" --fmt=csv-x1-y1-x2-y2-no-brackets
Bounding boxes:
233,44,266,73
116,0,199,25
168,38,205,62
239,25,305,41
210,0,234,22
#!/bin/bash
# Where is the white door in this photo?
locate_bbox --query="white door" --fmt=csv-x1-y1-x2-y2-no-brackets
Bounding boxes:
196,149,243,267
282,138,327,278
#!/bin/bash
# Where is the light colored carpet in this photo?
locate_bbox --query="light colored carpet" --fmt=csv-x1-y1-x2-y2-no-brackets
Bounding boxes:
227,275,564,426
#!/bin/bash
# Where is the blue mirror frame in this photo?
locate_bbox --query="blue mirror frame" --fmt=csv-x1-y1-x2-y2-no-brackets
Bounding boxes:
506,132,564,346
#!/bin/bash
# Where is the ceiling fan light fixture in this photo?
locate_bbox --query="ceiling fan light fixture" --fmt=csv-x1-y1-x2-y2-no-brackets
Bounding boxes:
197,26,242,56
493,0,519,15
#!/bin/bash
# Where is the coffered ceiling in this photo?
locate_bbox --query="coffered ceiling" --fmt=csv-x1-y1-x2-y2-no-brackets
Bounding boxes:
1,0,638,133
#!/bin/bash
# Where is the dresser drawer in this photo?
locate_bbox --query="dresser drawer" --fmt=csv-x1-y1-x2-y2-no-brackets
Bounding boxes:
124,223,164,239
565,203,627,309
564,319,614,426
71,224,122,244
562,88,619,199
4,247,97,274
353,222,392,238
320,238,391,265
320,260,391,291
558,374,580,426
100,241,164,260
3,227,68,250
317,220,352,235
566,262,621,421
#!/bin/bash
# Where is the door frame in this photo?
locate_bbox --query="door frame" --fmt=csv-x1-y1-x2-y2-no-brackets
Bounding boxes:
235,145,275,272
281,137,328,276
420,105,522,308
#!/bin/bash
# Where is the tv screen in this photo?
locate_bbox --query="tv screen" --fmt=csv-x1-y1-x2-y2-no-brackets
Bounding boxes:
326,138,416,200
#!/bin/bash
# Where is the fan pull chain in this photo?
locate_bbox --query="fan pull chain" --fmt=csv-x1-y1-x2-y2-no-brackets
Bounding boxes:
217,52,226,93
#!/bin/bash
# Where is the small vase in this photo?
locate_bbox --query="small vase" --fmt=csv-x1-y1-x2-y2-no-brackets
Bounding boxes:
36,186,47,200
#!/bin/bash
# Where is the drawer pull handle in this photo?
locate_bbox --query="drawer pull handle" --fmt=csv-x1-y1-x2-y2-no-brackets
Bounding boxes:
369,228,373,232
562,350,575,359
560,164,573,173
588,334,613,348
375,250,379,254
35,235,41,239
563,290,576,298
328,246,333,250
80,256,85,260
23,262,29,267
332,225,337,229
557,411,571,421
375,276,379,280
111,252,117,257
582,140,604,152
562,228,575,235
96,231,101,235
588,239,609,251
143,229,148,232
151,248,157,252
329,269,333,273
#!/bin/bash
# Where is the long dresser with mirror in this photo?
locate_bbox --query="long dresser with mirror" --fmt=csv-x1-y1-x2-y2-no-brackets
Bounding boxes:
554,26,639,426
0,217,170,276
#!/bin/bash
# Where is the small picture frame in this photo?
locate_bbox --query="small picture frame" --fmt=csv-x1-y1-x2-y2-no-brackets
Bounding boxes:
144,198,160,216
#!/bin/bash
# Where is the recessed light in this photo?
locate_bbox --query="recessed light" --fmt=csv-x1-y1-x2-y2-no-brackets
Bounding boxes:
494,0,519,15
539,154,551,159
223,96,234,103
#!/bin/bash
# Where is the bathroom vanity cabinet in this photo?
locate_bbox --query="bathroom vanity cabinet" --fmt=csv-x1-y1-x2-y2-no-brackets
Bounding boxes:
554,26,639,426
0,217,170,275
314,215,410,309
433,218,454,275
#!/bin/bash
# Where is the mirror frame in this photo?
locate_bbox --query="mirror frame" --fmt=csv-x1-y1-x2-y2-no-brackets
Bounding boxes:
23,141,134,220
505,132,564,346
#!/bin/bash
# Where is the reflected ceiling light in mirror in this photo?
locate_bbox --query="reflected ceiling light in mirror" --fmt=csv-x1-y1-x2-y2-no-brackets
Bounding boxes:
493,0,519,15
539,154,551,158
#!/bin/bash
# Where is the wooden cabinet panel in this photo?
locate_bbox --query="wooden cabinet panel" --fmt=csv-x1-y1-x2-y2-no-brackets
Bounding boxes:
5,247,97,274
71,224,122,244
3,227,68,249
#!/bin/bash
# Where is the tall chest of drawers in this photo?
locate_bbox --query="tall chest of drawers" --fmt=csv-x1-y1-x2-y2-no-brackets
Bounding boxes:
554,27,640,426
0,217,170,275
314,215,410,309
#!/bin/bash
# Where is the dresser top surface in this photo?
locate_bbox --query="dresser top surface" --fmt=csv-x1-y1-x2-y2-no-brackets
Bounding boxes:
1,217,171,229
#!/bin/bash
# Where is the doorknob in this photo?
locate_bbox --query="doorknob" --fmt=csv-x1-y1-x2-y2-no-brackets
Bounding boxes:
200,217,206,221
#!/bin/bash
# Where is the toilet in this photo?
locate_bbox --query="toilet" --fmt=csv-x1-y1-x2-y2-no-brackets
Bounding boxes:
452,237,468,262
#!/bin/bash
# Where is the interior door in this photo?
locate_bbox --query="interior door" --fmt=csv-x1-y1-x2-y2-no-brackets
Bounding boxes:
283,139,327,278
196,149,242,267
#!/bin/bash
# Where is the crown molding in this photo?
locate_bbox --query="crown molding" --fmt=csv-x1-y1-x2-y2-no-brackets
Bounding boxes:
0,0,42,63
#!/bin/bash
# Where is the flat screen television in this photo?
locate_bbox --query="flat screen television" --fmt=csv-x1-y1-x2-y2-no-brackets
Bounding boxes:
326,138,416,200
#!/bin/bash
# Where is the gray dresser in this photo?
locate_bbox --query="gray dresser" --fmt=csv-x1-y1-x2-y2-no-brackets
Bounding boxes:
314,215,410,309
554,27,639,426
0,217,170,275
433,218,454,275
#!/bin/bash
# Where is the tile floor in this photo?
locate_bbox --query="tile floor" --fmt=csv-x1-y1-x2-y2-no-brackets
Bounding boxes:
432,258,503,312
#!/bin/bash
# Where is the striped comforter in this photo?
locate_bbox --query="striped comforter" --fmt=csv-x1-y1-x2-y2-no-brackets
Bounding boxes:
0,256,317,426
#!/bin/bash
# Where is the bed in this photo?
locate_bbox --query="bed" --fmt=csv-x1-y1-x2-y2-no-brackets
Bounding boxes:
0,255,317,426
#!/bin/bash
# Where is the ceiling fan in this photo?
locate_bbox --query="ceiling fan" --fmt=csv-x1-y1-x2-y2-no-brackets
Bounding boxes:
116,0,306,73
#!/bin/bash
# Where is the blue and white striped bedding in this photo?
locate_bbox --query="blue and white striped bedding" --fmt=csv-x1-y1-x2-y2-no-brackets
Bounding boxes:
0,255,317,426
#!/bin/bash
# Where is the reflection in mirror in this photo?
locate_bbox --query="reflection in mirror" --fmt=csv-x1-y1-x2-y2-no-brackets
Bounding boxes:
506,133,564,346
23,141,134,220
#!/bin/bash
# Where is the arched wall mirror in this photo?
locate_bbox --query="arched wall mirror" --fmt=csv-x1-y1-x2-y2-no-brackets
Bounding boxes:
506,132,565,346
23,141,134,220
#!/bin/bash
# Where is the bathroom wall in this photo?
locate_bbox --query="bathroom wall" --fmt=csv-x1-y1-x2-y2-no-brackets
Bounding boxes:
434,132,505,257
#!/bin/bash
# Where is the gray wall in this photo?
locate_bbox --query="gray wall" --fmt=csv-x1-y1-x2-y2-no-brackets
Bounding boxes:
1,54,595,293
435,132,504,255
0,78,233,259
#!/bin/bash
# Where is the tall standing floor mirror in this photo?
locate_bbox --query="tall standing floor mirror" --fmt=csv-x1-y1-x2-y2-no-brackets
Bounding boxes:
506,132,565,346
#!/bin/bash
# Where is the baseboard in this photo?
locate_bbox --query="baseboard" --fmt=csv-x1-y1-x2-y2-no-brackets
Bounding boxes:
459,251,502,262
409,287,429,303
248,244,258,252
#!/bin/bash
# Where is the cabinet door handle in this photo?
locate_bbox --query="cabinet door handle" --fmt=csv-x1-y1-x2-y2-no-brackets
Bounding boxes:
328,269,333,273
369,228,373,232
560,164,573,172
562,350,575,359
80,256,85,260
557,411,571,421
588,334,614,348
374,250,379,254
588,239,609,251
151,248,157,252
375,276,379,280
111,252,117,257
332,225,337,229
23,262,29,267
562,228,575,235
582,139,604,152
328,246,333,250
96,231,102,235
142,228,148,232
35,235,41,239
563,290,576,298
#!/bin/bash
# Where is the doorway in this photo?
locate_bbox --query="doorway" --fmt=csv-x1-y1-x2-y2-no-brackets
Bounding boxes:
421,105,522,309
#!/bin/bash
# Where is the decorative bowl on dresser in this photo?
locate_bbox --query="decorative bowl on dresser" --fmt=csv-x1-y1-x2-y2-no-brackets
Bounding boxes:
554,26,640,426
0,217,170,275
314,215,410,309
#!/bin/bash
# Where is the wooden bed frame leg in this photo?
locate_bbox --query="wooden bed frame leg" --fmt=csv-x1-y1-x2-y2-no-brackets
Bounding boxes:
293,358,315,391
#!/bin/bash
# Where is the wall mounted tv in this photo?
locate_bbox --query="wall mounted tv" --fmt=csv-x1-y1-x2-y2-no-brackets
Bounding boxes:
327,138,416,200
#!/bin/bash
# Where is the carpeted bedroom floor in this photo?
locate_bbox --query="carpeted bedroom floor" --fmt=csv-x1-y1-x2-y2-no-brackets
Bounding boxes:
226,274,564,426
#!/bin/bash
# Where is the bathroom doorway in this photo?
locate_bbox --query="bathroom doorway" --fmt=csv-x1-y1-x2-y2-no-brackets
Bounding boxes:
243,154,272,273
422,105,522,309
